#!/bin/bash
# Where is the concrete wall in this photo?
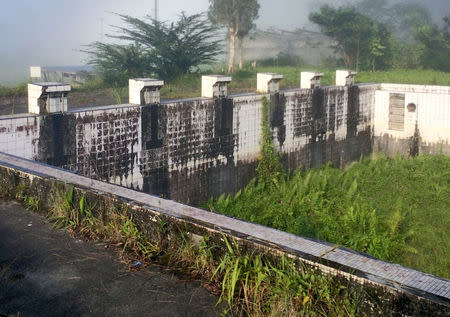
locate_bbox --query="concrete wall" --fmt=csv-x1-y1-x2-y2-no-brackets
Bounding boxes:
374,84,450,156
0,84,375,204
0,114,40,158
0,152,448,316
0,82,448,204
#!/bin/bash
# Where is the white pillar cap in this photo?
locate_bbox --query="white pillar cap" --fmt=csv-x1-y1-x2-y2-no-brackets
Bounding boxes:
336,70,357,86
28,82,71,114
201,75,232,98
300,72,324,89
257,73,284,93
129,78,164,105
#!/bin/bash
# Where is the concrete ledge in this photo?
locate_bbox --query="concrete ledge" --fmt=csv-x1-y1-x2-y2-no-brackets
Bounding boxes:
0,152,448,315
336,70,357,86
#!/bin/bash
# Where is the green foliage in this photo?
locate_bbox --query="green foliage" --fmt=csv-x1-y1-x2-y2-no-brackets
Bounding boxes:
208,0,260,37
85,43,150,86
0,83,27,98
207,155,450,278
210,235,358,316
389,2,432,42
84,13,221,84
257,52,305,68
256,97,282,184
208,0,260,72
309,5,394,71
415,17,450,72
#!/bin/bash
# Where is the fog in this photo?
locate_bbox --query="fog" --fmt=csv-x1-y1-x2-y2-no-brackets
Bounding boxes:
0,0,448,85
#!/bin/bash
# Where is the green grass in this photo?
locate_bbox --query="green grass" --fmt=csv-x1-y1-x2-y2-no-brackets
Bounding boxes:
355,69,450,86
206,154,450,278
0,83,27,97
1,68,448,99
222,67,450,90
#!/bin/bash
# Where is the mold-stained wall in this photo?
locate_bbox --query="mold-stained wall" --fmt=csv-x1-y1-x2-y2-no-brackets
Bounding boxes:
0,82,447,204
65,105,143,190
0,114,40,159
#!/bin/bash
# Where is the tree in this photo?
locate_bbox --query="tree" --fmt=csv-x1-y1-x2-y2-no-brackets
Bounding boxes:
415,16,450,72
389,3,432,42
309,5,393,71
208,0,260,72
85,43,151,85
85,13,221,84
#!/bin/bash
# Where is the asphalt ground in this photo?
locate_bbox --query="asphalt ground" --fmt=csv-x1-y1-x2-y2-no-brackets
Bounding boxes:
0,200,220,317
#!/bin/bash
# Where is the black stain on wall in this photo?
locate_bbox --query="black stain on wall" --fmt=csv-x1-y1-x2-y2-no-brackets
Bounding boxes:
38,114,76,166
269,93,286,146
347,85,360,137
293,91,313,138
141,104,169,197
215,98,233,137
310,88,326,167
142,104,166,150
30,85,375,205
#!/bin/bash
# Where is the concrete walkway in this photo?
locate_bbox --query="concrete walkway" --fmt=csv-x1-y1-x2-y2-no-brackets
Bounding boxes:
0,200,220,317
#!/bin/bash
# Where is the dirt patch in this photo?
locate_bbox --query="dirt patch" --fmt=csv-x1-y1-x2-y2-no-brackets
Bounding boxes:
0,200,220,317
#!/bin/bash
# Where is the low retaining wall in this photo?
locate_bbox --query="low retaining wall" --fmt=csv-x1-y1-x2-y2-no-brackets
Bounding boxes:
0,152,448,316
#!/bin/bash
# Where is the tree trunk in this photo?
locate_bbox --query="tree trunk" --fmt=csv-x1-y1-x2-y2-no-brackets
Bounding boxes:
238,36,243,70
228,29,236,73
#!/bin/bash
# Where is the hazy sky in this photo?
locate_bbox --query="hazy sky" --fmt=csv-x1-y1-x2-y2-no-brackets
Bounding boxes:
0,0,448,85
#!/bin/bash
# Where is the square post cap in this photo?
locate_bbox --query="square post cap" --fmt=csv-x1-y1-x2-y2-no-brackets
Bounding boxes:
300,72,324,89
336,70,357,86
129,78,164,105
28,82,71,114
257,73,284,93
202,75,232,98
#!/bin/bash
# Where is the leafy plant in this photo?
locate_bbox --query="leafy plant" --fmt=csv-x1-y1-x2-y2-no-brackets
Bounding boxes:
208,155,450,278
84,12,221,84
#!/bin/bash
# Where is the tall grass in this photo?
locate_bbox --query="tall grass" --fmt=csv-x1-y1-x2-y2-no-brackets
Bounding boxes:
207,154,450,278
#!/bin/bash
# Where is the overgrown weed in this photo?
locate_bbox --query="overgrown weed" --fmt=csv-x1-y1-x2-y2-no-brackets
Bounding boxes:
207,154,450,278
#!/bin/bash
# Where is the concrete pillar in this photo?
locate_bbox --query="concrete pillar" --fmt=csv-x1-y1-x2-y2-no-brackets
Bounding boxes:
129,78,164,105
28,82,71,115
257,73,283,94
201,75,232,98
300,72,324,89
336,70,357,86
